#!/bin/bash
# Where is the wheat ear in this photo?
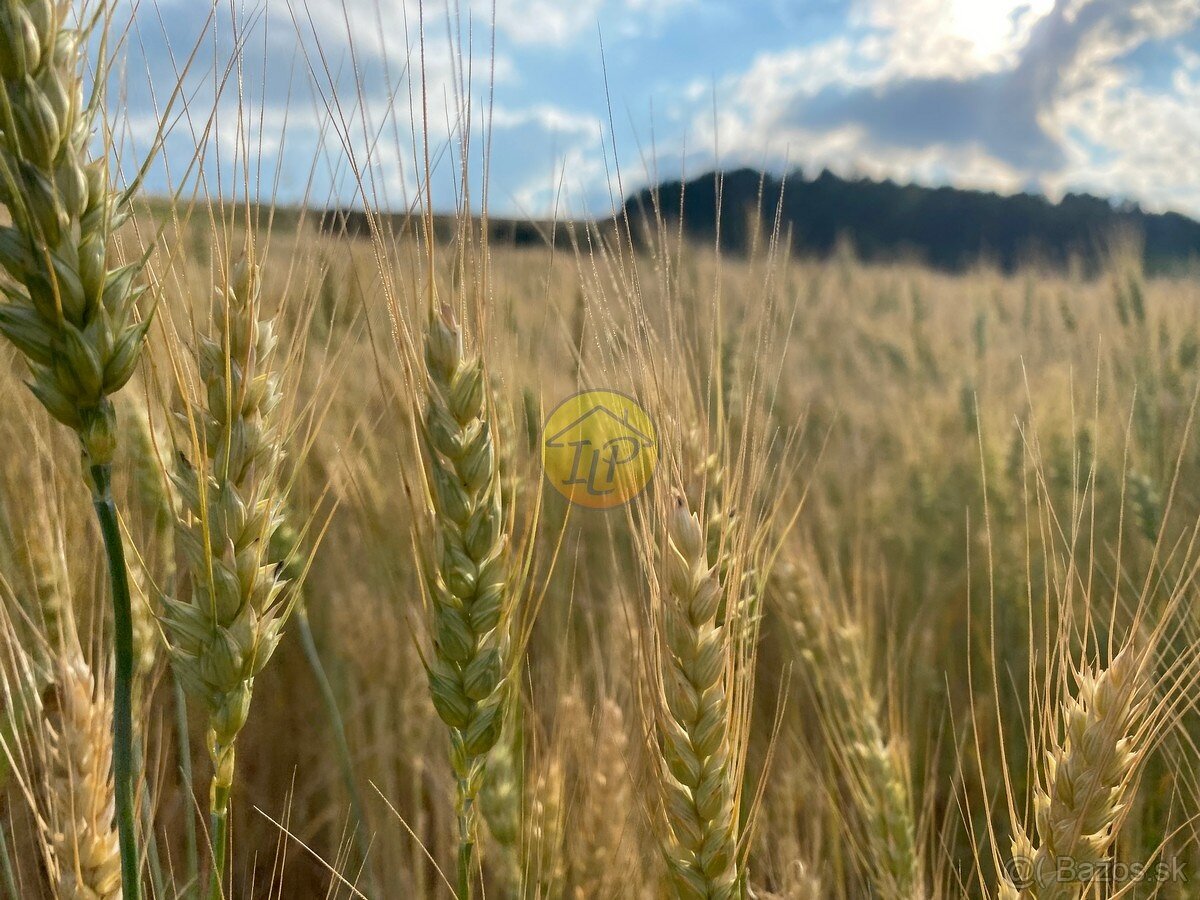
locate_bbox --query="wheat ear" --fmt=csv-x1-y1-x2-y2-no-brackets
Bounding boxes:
0,4,153,893
0,530,123,899
421,303,510,900
0,0,151,467
43,648,123,900
779,561,921,899
999,644,1149,900
159,253,291,900
656,497,740,900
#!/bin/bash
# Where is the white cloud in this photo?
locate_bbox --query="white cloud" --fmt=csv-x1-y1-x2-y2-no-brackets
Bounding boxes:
487,0,606,46
489,104,599,137
1049,42,1200,213
853,0,1057,78
666,0,1200,216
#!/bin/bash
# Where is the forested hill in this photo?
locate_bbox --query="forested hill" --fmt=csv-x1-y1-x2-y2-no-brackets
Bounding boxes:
621,168,1200,274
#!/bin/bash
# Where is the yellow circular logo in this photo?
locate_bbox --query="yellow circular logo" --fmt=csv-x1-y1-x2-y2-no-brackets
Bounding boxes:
542,389,657,509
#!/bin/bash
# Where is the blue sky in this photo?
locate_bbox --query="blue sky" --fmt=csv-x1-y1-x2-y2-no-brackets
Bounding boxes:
118,0,1200,218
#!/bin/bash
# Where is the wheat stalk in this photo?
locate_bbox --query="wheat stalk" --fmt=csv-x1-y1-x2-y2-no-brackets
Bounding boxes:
655,496,741,900
160,251,292,900
998,644,1150,900
420,302,511,899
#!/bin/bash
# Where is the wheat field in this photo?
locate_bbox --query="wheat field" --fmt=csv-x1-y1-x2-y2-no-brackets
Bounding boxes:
3,2,1200,899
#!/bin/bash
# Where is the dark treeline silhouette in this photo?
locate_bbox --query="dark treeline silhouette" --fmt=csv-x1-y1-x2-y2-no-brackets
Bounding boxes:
622,168,1200,275
314,168,1200,275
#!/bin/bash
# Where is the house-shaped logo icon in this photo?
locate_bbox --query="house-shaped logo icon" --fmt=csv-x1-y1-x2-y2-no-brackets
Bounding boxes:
542,390,657,508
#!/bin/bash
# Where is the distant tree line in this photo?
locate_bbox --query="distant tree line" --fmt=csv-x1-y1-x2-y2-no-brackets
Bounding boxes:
622,168,1200,275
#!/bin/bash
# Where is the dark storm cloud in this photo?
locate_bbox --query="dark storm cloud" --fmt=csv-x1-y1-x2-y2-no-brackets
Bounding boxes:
798,72,1063,169
785,0,1200,173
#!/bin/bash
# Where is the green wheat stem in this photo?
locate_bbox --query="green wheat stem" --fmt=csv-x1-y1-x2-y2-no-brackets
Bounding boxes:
208,743,234,900
208,807,229,900
456,781,475,900
89,462,140,900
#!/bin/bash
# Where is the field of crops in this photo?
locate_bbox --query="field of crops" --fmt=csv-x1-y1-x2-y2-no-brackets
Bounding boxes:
4,3,1200,899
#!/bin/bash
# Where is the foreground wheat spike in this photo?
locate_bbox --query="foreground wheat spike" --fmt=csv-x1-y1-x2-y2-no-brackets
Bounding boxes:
43,648,123,900
0,3,153,895
420,304,510,900
0,532,122,898
656,498,740,900
160,254,291,900
998,644,1149,900
780,562,921,899
0,0,150,466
